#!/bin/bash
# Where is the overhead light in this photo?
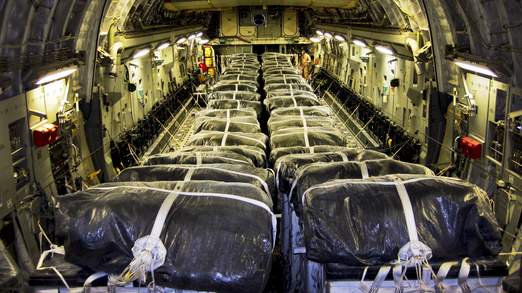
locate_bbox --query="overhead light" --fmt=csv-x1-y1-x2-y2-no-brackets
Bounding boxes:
352,39,367,47
454,60,498,77
324,32,333,39
188,34,197,40
375,45,394,55
334,35,346,42
36,66,77,85
196,32,203,38
176,37,187,44
132,48,151,59
198,39,209,45
316,30,324,36
156,41,171,50
310,37,322,43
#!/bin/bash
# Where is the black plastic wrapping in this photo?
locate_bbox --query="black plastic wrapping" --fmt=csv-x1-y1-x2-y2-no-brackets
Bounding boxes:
209,91,261,101
291,159,434,216
207,99,263,116
264,68,299,75
115,164,275,198
270,127,348,149
222,70,259,77
186,131,267,150
55,182,274,292
181,145,266,167
303,175,501,266
194,117,261,133
218,74,258,83
265,83,313,93
212,83,258,92
264,96,320,112
269,145,361,164
270,106,332,118
197,108,257,118
144,151,254,166
264,77,305,85
275,150,390,193
268,116,333,133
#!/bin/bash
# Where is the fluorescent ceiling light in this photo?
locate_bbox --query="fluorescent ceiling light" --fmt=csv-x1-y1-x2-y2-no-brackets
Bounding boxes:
454,60,498,77
352,39,367,47
196,32,203,38
176,37,187,44
316,30,324,36
188,34,197,40
324,32,333,39
198,39,209,45
132,48,151,59
156,42,171,50
310,37,322,43
375,45,394,55
334,35,346,42
36,67,77,85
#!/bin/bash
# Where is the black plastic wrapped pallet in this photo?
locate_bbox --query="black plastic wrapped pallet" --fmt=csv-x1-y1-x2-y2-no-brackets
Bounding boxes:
275,150,390,193
211,83,258,92
303,175,501,266
181,145,267,167
144,151,255,166
265,83,313,93
207,99,263,117
209,91,261,101
114,164,276,199
263,68,300,76
268,116,333,133
197,108,258,118
186,131,268,150
269,145,359,165
270,127,348,149
218,75,258,83
55,182,274,292
264,96,321,112
270,106,332,118
291,159,434,217
194,117,261,133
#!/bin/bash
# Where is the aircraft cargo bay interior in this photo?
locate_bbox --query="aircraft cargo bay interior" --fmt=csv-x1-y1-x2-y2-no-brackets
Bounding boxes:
0,0,521,292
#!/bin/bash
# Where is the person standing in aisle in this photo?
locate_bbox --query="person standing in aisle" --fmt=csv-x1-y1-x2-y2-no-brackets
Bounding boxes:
299,48,312,80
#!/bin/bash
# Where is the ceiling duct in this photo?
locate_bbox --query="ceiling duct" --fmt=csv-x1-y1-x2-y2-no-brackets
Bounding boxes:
163,0,359,11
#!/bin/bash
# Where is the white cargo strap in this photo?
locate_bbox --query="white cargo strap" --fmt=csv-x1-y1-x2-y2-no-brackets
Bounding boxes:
309,146,315,154
195,152,202,165
235,100,241,110
299,107,308,129
303,126,310,147
224,110,231,133
109,191,178,286
339,152,348,162
184,168,195,181
369,266,391,293
36,245,69,288
221,132,229,146
392,264,404,291
394,179,432,266
232,92,237,100
435,261,458,292
458,258,471,293
291,96,298,107
358,161,369,179
36,223,70,289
